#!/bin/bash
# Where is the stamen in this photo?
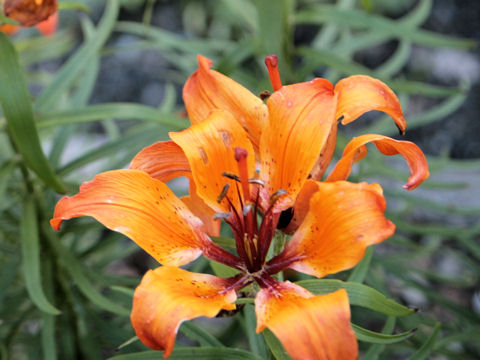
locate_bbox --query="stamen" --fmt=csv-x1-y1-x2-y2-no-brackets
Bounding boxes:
259,90,272,100
234,147,251,203
265,55,282,92
242,204,252,217
217,184,230,203
222,172,241,182
270,189,287,204
213,212,232,220
249,178,265,186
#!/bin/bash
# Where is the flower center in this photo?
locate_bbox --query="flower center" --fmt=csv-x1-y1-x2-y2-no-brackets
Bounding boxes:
216,147,283,274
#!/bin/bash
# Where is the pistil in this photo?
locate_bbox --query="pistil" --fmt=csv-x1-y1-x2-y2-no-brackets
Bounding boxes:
265,55,282,92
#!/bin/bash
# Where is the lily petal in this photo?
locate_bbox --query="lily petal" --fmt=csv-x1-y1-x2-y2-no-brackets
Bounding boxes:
132,266,237,358
335,75,407,135
3,0,57,27
181,182,220,237
255,281,357,360
183,54,268,151
259,78,337,211
50,169,207,266
326,134,430,190
129,140,191,182
170,109,255,213
35,11,57,36
272,181,395,278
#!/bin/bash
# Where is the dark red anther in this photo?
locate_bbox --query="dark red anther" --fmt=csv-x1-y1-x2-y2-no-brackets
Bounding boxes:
234,147,250,203
265,55,282,92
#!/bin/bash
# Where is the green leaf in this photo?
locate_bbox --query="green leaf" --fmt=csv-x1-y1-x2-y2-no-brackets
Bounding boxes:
57,2,91,12
21,198,61,315
241,305,268,358
348,246,373,283
295,5,476,49
35,0,119,112
179,322,224,348
407,323,441,360
352,323,415,344
297,279,414,317
363,316,396,360
209,260,240,278
263,329,291,360
0,33,65,193
37,103,188,129
108,347,264,360
42,225,130,316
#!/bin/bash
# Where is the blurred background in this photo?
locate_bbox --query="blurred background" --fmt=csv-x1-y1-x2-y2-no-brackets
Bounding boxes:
0,0,479,359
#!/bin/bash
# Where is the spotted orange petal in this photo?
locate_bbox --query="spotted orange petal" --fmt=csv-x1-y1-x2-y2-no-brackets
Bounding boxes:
181,181,220,237
335,75,407,135
275,181,395,278
35,10,56,35
50,169,208,266
183,54,268,151
170,109,255,213
132,266,237,358
129,140,191,182
255,281,357,360
327,134,429,190
3,0,57,27
259,78,337,212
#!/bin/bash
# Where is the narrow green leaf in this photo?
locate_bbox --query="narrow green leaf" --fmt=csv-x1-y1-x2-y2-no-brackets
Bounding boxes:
348,246,373,283
263,329,291,360
295,6,476,49
41,258,58,360
407,323,441,360
108,347,264,360
35,0,119,112
297,279,414,317
363,316,396,360
0,33,65,193
57,2,91,12
242,305,268,358
209,260,240,278
352,323,415,344
37,103,188,129
21,198,61,315
179,322,224,347
42,225,130,316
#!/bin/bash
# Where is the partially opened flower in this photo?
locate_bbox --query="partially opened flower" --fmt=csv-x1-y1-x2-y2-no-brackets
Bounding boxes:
1,0,57,36
51,55,429,359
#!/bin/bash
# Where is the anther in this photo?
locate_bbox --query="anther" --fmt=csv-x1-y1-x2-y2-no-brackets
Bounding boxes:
270,189,287,204
217,184,230,203
249,178,265,186
242,204,253,216
265,55,282,92
213,212,232,220
259,90,272,100
222,172,241,182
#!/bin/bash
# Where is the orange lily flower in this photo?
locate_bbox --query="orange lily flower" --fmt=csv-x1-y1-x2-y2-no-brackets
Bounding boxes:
51,55,429,359
1,0,57,36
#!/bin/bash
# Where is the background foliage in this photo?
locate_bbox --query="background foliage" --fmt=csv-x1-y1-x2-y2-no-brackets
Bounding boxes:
0,0,478,359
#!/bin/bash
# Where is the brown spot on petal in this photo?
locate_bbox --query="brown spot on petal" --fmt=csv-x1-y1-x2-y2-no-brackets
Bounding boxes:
219,130,232,148
198,147,208,165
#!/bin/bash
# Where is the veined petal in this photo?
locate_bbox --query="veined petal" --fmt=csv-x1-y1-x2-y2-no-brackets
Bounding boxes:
274,181,395,278
281,179,319,234
255,281,357,360
335,75,407,134
170,109,255,213
132,266,237,358
183,54,268,151
50,169,207,266
129,140,191,182
3,0,57,27
326,134,430,190
35,11,57,36
259,78,336,212
181,182,220,237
